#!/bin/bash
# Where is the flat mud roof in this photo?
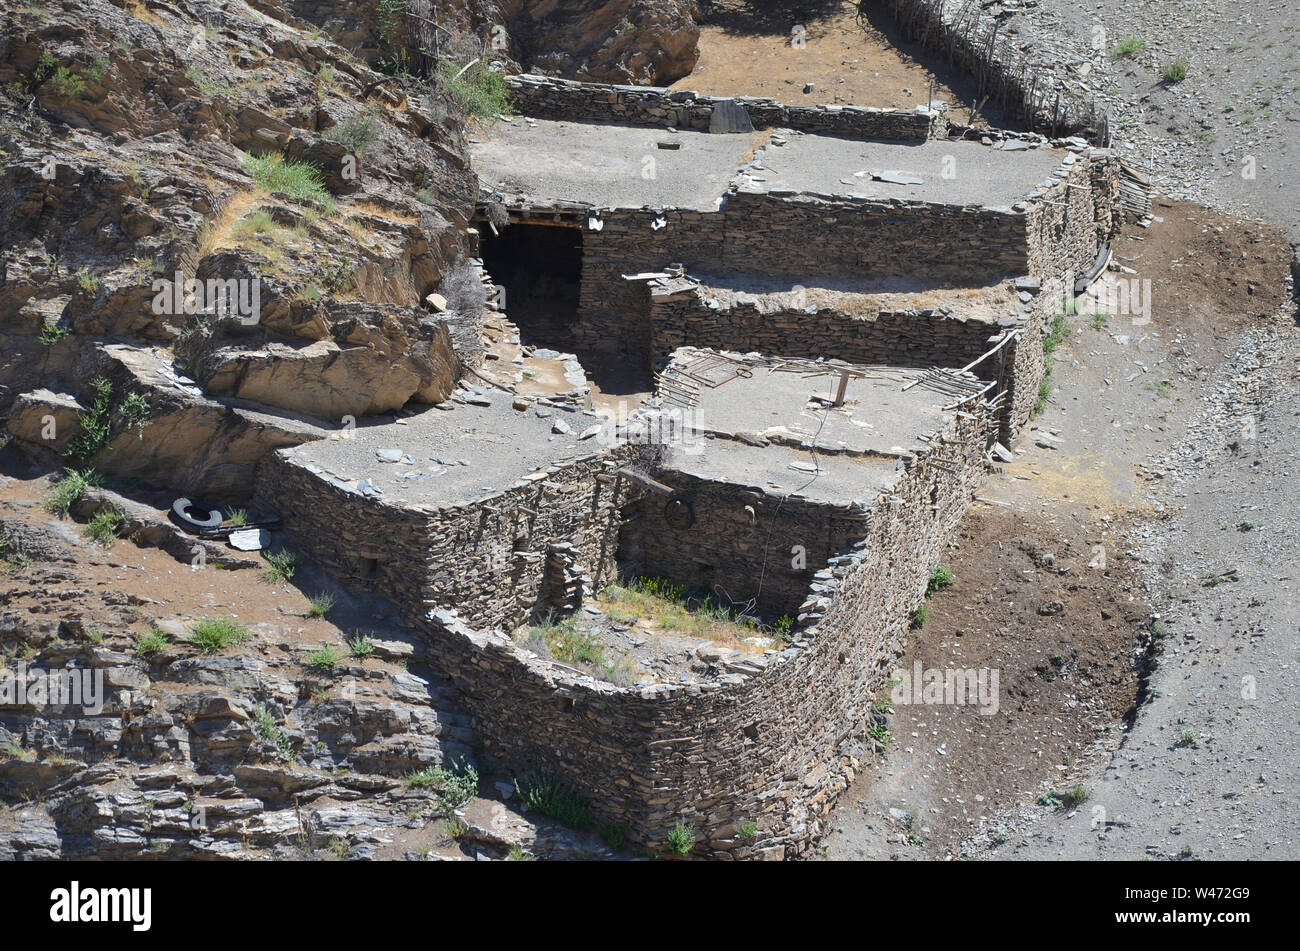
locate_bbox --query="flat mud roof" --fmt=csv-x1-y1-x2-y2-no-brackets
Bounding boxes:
471,118,758,210
662,437,904,504
746,135,1067,210
285,392,609,507
654,353,987,503
682,361,974,458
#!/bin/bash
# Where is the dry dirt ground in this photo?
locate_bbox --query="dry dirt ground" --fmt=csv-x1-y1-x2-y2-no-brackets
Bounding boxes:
673,0,1000,123
819,200,1295,859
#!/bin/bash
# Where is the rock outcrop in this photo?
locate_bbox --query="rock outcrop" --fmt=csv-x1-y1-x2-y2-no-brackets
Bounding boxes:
499,0,701,85
0,0,481,500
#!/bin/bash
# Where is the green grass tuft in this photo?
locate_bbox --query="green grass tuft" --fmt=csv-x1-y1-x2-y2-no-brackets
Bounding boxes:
242,153,333,209
1112,36,1146,58
134,625,170,657
189,617,250,654
1161,59,1190,84
262,549,300,583
84,505,125,547
307,592,335,618
306,644,343,671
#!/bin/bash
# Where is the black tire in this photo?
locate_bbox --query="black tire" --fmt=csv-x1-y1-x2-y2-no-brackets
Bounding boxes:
170,497,223,533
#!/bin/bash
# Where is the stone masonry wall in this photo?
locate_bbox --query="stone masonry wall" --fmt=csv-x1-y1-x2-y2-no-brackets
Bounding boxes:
648,279,1001,369
720,191,1030,285
577,208,727,359
618,466,873,619
416,405,993,858
576,195,1028,361
506,74,940,141
255,444,639,631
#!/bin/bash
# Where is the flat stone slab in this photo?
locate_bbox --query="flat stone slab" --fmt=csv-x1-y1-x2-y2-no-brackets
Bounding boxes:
228,528,271,551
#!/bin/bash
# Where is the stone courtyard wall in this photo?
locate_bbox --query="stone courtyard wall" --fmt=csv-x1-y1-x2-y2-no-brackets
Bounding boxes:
617,465,875,619
506,74,940,141
416,405,993,858
647,278,1003,369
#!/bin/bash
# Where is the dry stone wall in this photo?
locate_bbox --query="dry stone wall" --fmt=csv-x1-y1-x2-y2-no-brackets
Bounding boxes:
647,278,1002,369
255,444,639,631
506,74,940,141
574,193,1027,361
618,466,873,619
417,405,993,857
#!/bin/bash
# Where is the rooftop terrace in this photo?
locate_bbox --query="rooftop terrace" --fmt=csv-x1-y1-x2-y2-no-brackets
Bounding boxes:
470,118,757,210
472,117,1069,212
650,352,989,503
742,134,1067,210
286,390,609,507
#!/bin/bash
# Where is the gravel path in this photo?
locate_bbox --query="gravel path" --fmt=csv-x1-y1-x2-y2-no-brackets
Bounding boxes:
972,320,1299,859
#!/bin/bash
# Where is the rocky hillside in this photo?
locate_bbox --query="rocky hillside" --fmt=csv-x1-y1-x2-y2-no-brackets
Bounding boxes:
499,0,701,85
0,0,493,503
0,0,697,859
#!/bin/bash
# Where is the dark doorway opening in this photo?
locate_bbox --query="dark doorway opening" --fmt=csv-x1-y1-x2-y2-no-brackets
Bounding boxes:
479,221,583,352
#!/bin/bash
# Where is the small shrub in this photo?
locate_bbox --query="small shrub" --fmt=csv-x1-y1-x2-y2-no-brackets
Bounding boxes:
65,376,114,461
76,269,100,293
1161,59,1190,84
926,564,955,596
1037,792,1063,808
347,634,375,658
48,65,87,101
84,505,125,547
306,644,343,671
737,820,758,841
515,773,592,829
225,508,249,527
1175,726,1198,747
868,723,893,747
324,113,383,155
600,822,629,850
665,822,695,856
189,617,250,654
38,323,69,346
407,759,478,808
307,592,335,618
1065,784,1090,806
134,626,170,657
116,392,151,438
263,549,300,583
435,58,513,118
252,705,294,762
445,815,469,838
911,604,928,629
44,467,100,516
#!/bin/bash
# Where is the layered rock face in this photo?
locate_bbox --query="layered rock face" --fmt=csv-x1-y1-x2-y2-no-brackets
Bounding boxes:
0,0,483,500
499,0,701,85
